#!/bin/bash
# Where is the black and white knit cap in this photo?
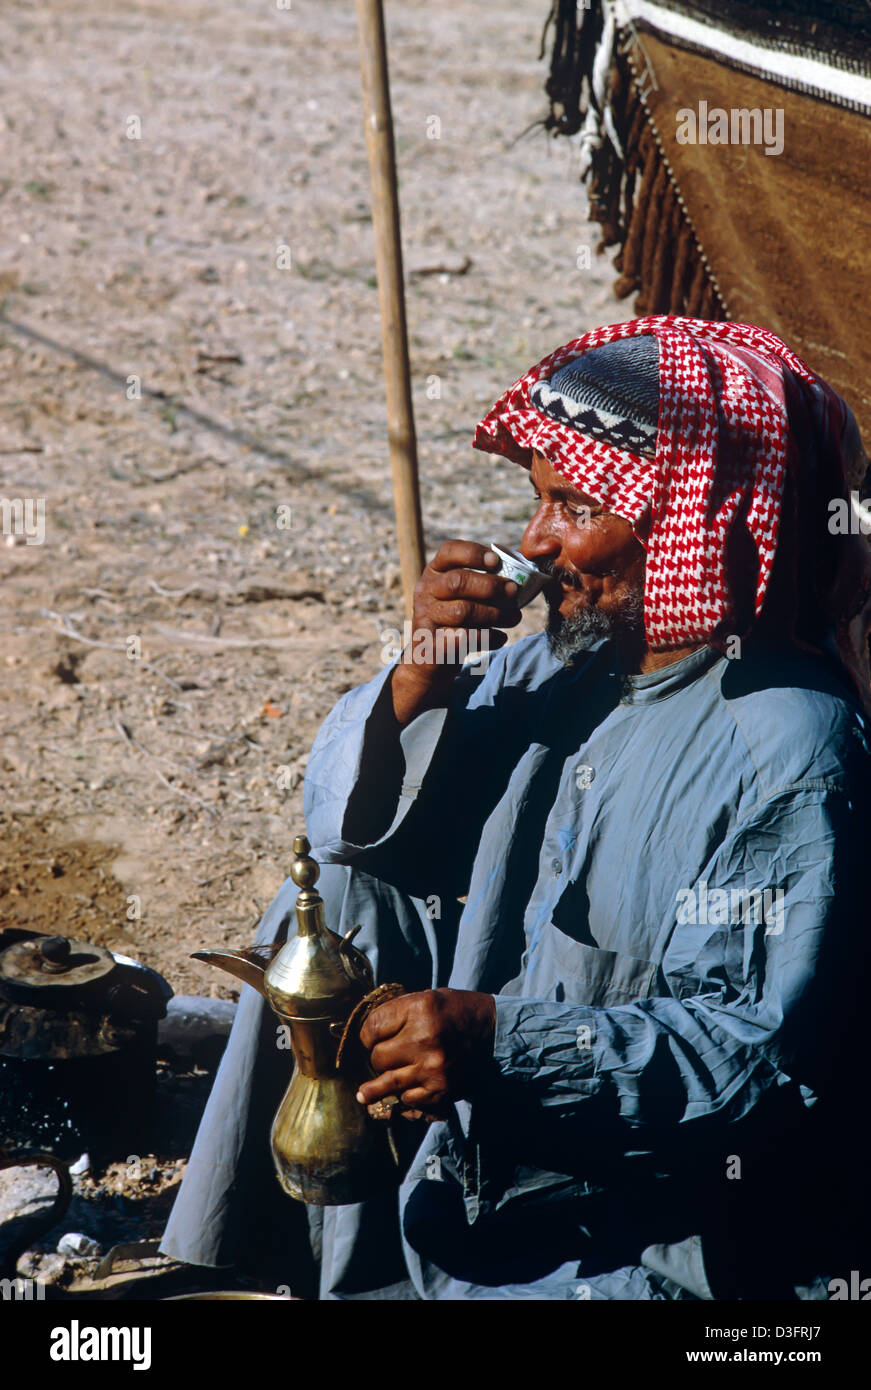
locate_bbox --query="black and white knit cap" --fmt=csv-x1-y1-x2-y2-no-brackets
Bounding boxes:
529,334,660,457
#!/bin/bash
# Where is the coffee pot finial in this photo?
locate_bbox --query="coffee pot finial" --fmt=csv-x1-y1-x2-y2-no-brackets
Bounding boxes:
291,835,319,893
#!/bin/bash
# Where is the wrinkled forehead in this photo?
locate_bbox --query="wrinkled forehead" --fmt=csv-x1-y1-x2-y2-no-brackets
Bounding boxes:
529,448,599,499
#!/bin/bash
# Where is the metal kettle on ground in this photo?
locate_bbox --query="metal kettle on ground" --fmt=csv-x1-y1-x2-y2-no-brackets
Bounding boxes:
193,836,401,1206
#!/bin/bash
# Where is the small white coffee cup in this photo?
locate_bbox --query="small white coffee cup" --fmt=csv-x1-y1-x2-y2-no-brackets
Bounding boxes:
488,542,550,608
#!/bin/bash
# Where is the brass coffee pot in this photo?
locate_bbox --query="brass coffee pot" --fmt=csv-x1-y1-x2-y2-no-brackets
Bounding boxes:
192,836,401,1206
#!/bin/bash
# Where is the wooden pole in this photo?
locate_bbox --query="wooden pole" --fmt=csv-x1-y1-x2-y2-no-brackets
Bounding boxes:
354,0,425,620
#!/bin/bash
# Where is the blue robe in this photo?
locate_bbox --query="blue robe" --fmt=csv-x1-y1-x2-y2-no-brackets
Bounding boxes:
162,636,870,1299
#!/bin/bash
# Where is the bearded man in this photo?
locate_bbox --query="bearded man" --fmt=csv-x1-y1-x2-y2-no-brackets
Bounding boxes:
163,317,871,1300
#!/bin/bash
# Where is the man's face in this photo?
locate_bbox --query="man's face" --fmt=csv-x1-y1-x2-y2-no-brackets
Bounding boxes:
521,450,647,664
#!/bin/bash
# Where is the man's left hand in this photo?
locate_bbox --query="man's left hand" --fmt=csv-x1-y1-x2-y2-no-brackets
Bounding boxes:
357,987,497,1118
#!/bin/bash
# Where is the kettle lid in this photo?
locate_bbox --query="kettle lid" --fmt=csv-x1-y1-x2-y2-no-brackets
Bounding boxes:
0,935,117,1008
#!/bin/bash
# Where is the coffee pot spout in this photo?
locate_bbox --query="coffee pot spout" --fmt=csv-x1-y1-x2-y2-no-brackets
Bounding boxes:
190,945,278,996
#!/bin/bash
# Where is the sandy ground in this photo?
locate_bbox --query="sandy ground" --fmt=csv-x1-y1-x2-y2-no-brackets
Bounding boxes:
0,0,622,1003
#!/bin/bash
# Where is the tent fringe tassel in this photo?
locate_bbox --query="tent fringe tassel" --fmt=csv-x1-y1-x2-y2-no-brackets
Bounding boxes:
543,2,728,323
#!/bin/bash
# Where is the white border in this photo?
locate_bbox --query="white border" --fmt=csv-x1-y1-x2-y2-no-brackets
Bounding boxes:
614,0,871,110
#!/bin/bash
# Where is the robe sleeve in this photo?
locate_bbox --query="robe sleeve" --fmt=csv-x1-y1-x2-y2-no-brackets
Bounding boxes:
479,783,866,1170
303,649,520,899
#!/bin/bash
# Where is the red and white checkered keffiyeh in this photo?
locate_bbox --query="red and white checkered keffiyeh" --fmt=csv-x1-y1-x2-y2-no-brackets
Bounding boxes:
473,315,853,651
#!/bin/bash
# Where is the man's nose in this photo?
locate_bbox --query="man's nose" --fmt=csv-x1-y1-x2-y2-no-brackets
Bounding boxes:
521,504,562,565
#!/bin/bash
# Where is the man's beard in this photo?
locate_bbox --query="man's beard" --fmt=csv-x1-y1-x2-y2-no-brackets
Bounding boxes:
539,560,645,668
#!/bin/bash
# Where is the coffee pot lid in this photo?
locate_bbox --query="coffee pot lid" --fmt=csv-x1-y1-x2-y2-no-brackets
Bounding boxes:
263,838,373,1017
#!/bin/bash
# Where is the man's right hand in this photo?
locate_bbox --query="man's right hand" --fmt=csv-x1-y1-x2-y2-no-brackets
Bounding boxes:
390,540,522,726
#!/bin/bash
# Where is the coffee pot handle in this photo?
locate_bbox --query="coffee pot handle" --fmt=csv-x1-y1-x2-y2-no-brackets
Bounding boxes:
337,925,375,990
